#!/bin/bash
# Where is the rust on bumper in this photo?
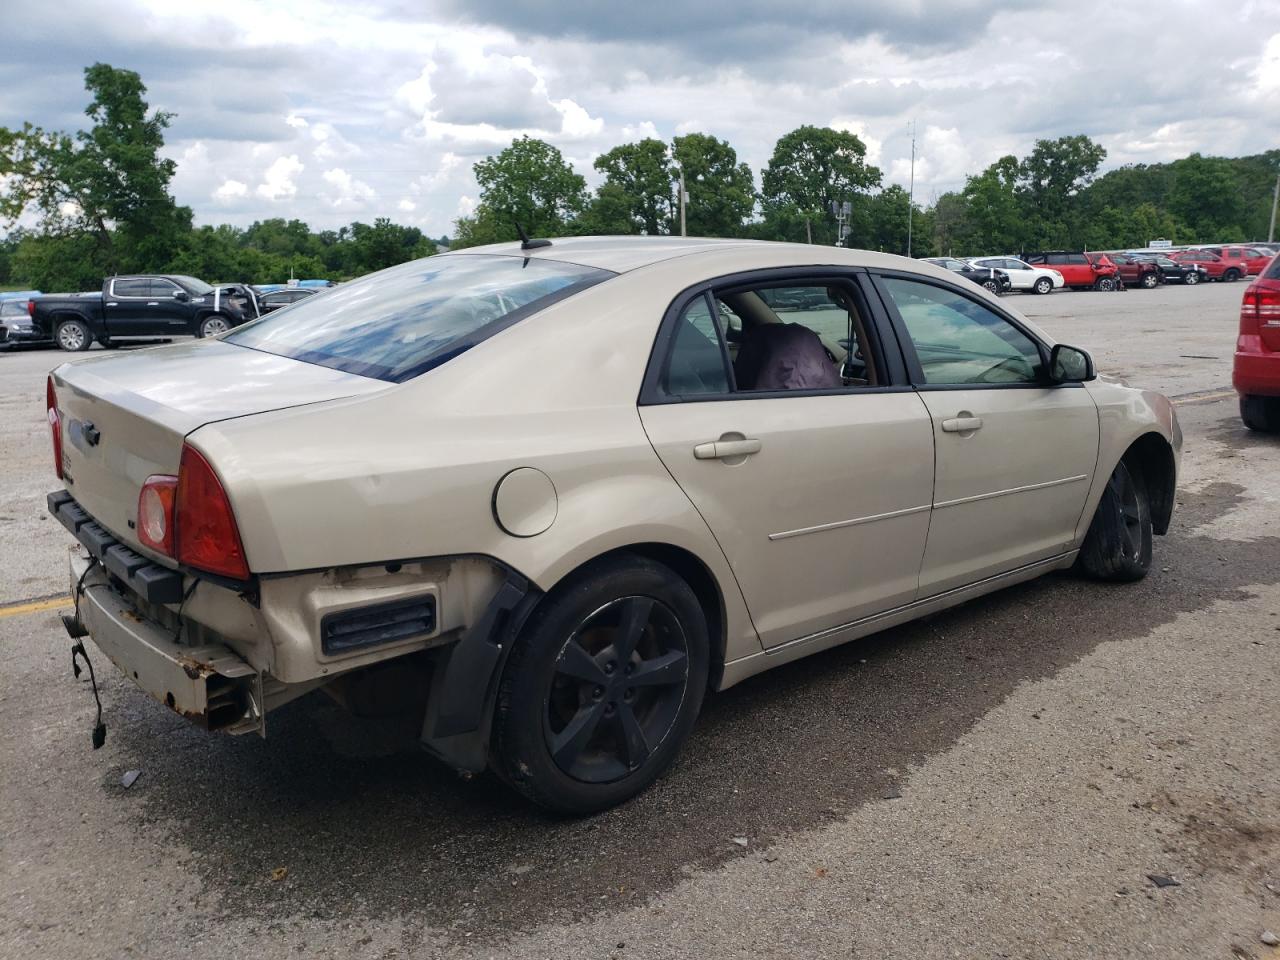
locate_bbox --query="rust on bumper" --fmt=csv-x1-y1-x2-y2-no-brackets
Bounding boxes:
69,552,259,731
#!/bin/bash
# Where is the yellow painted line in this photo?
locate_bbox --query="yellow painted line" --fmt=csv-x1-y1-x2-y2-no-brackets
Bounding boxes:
0,595,73,619
1173,390,1236,405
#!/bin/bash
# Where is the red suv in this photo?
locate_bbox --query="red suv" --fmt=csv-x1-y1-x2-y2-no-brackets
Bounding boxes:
1089,252,1161,288
1196,246,1262,280
1171,249,1238,281
1234,252,1280,431
1025,252,1119,290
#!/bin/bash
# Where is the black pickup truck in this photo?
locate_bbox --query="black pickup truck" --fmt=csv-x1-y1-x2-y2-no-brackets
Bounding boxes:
31,275,259,351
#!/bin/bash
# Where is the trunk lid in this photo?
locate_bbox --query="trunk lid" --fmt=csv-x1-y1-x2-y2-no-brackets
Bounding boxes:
52,339,388,559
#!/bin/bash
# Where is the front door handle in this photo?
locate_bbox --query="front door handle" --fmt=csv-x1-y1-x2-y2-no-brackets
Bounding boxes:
941,416,983,433
694,438,762,460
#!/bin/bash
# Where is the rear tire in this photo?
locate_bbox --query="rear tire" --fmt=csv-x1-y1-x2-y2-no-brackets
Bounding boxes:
198,314,230,338
1077,459,1152,582
1033,277,1053,295
1140,272,1159,289
1240,394,1280,432
1224,268,1241,282
55,319,92,352
491,555,709,814
1183,271,1201,285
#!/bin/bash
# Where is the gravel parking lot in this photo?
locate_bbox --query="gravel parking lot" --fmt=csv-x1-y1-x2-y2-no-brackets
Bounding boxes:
1,280,1277,959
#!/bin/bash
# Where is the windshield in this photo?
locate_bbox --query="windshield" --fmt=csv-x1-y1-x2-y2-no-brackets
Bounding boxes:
170,275,214,295
224,254,612,382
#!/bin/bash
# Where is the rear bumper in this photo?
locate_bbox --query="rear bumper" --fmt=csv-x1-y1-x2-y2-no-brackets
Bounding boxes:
69,552,262,731
1234,346,1280,397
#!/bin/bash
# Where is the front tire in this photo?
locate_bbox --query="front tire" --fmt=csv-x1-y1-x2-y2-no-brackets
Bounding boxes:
1224,268,1241,282
198,314,230,338
1183,270,1201,285
1241,394,1280,432
1094,277,1116,292
981,278,1000,294
1033,277,1053,295
491,555,709,814
1077,459,1152,582
55,319,92,352
1140,272,1159,289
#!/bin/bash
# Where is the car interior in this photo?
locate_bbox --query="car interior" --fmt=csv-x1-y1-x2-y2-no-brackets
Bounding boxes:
663,282,880,396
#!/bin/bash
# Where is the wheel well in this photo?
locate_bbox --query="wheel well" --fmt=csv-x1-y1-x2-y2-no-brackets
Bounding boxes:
1121,433,1176,535
550,543,728,691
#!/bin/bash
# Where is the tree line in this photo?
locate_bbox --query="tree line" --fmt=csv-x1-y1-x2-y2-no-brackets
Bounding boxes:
2,63,1276,293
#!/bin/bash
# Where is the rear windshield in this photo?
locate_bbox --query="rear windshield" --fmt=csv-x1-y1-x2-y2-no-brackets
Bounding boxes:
1265,254,1280,280
224,254,612,382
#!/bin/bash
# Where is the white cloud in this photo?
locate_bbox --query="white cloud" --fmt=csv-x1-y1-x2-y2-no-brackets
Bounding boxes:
213,179,248,202
256,154,304,200
321,167,376,207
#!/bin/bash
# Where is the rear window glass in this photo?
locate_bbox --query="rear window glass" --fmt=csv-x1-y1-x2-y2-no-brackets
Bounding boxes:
1265,255,1280,280
224,255,612,382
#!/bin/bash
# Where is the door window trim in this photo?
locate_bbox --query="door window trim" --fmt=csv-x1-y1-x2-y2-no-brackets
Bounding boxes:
865,269,1083,392
638,266,912,406
108,278,151,299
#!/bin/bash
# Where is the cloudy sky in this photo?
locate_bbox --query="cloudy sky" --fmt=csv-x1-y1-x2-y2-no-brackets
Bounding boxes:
2,0,1278,237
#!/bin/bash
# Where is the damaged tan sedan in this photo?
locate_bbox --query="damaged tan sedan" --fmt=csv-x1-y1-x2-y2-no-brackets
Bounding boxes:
48,237,1181,813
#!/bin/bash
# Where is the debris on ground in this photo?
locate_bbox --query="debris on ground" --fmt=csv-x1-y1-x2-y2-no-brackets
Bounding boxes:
730,836,748,848
1261,930,1278,946
271,867,288,882
120,770,140,789
1146,873,1180,888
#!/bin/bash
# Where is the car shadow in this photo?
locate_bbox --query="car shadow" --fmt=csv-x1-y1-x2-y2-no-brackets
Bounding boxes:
106,477,1276,938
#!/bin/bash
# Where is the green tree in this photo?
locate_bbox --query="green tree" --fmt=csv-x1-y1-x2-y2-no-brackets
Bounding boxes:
593,138,673,234
1167,153,1246,240
670,133,755,237
454,136,588,247
760,125,882,245
864,185,912,254
0,64,190,277
575,182,637,235
1017,135,1106,248
958,156,1023,253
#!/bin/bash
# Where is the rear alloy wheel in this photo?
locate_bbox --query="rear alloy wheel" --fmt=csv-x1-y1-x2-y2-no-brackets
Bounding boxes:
1240,394,1280,432
198,314,230,338
56,319,91,352
1077,459,1152,582
1140,272,1159,289
1033,277,1053,295
1224,268,1241,282
1094,277,1116,292
1183,270,1201,285
492,556,708,814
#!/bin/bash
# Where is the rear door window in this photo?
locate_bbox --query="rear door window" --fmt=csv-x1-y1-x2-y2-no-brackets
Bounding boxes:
111,279,150,298
224,255,612,382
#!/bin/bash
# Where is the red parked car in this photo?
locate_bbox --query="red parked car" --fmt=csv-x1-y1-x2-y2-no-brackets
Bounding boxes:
1170,249,1240,282
1089,252,1161,289
1244,248,1275,275
1025,251,1120,290
1234,252,1280,432
1196,245,1265,279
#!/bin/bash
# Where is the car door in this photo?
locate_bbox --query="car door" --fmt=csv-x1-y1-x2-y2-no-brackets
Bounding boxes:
103,278,158,336
639,273,936,648
993,259,1032,289
871,272,1099,596
147,278,193,332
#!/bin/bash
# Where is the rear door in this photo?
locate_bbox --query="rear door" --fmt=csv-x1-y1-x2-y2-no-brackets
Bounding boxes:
104,278,155,335
639,272,936,648
147,278,194,332
870,272,1099,595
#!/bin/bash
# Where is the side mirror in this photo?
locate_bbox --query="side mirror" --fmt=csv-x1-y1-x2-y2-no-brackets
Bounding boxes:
173,290,189,302
1049,343,1096,383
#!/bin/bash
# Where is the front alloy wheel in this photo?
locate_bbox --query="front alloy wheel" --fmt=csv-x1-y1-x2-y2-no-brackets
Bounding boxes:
1033,277,1053,295
1141,272,1159,288
492,556,709,814
1184,271,1201,285
1095,277,1116,292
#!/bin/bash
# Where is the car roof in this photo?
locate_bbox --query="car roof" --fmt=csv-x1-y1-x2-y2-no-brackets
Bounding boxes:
437,235,923,274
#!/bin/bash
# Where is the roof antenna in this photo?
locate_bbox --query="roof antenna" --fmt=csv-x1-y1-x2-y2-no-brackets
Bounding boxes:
514,221,551,251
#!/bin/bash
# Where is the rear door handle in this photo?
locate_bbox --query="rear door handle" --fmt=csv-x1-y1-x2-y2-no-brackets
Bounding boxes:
941,416,983,433
694,438,762,460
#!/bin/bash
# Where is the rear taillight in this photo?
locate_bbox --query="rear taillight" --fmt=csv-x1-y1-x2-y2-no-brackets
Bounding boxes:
137,476,178,555
27,300,35,317
46,376,63,480
1240,282,1280,336
175,445,249,580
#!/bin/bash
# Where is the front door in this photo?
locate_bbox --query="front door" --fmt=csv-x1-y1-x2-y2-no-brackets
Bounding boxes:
638,276,936,648
147,278,194,332
873,274,1099,596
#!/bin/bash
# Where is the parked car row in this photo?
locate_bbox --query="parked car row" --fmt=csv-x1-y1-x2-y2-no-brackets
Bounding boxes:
1,277,324,351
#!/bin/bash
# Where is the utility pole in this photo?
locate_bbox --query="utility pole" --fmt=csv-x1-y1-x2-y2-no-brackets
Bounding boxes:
677,168,688,237
1269,170,1279,244
906,119,917,258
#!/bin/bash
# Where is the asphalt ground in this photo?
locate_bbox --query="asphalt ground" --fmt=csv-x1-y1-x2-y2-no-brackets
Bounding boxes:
1,280,1277,959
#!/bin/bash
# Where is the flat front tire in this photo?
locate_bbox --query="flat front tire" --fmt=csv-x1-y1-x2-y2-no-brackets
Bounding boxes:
1077,459,1152,582
56,319,92,352
1240,394,1280,432
491,555,709,814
